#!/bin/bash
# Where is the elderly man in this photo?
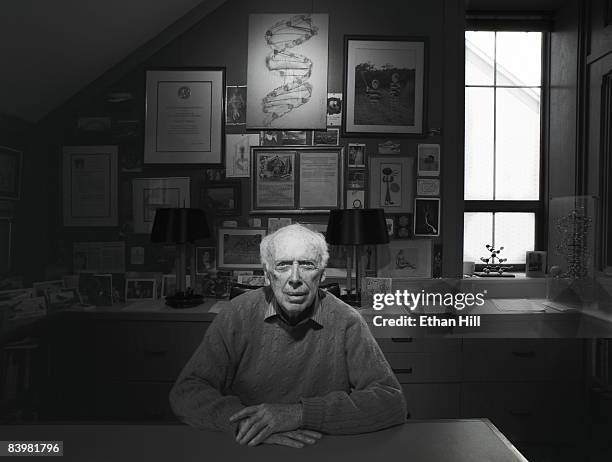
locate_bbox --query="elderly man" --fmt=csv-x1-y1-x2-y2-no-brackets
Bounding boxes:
170,224,406,448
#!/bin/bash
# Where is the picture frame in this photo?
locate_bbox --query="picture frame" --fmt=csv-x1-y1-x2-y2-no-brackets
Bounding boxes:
125,278,157,301
378,239,433,278
348,143,366,167
195,247,217,275
346,190,365,209
247,14,329,129
226,85,247,125
200,182,241,215
144,68,225,164
526,251,547,277
414,198,441,237
226,134,258,178
369,156,415,213
251,146,344,213
417,144,440,176
0,146,21,200
161,274,192,297
327,93,342,127
132,177,190,234
394,214,413,239
218,228,267,270
312,128,340,146
416,178,440,196
62,146,118,227
347,169,366,189
343,36,427,136
260,130,310,146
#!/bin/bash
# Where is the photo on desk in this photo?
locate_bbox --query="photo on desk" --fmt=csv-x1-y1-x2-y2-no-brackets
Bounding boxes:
125,278,157,301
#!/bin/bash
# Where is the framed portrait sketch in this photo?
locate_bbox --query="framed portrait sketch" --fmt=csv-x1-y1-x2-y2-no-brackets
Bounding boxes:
218,228,266,270
132,177,190,234
343,36,426,136
414,197,441,237
144,68,225,164
378,239,432,278
247,14,329,129
0,146,21,200
369,156,414,213
251,146,344,213
62,146,118,227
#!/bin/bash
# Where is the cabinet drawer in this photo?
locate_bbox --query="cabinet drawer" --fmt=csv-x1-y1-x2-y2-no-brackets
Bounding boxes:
462,340,582,381
94,321,209,381
402,383,461,419
461,382,583,443
386,352,461,382
377,338,461,353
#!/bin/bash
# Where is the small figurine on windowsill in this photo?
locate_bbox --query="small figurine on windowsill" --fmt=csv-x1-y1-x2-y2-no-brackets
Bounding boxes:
475,244,515,278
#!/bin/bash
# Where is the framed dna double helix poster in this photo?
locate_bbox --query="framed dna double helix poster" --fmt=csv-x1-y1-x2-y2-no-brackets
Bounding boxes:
246,14,329,130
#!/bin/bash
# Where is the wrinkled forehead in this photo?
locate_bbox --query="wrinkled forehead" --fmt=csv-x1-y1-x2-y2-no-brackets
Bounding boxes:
272,234,321,262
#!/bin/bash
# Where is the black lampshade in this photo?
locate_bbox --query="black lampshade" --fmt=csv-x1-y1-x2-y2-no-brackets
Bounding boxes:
150,208,210,243
326,209,389,246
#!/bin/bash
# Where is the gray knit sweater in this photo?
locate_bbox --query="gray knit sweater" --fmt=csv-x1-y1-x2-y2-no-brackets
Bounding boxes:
169,287,406,434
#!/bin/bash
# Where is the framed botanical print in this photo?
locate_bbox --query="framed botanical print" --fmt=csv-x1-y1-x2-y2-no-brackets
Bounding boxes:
378,239,432,278
343,36,426,136
144,68,225,164
369,156,414,213
0,146,21,200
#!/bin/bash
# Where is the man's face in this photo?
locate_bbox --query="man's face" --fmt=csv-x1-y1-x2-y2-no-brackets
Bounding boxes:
266,235,325,316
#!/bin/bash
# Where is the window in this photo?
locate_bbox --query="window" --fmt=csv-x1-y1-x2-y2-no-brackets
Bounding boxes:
464,30,544,267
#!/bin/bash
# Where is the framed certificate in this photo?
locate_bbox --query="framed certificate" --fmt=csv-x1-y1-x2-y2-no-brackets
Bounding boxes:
251,146,344,213
62,146,118,227
145,68,225,164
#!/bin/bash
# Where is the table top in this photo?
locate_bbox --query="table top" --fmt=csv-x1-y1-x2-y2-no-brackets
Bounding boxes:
0,419,526,462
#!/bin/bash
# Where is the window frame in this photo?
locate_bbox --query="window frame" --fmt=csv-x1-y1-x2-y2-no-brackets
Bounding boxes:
464,20,550,271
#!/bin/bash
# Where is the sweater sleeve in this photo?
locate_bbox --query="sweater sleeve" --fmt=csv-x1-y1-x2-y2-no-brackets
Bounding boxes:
169,307,245,434
300,313,407,434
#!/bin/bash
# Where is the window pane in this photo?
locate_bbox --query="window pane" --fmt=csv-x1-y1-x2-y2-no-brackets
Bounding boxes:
465,87,494,200
494,213,535,264
495,88,540,200
496,32,542,87
465,31,495,86
463,212,493,263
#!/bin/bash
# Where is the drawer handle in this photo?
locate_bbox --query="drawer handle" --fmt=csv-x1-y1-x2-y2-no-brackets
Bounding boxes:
511,351,535,359
508,410,533,417
143,350,167,357
393,368,413,374
391,338,413,343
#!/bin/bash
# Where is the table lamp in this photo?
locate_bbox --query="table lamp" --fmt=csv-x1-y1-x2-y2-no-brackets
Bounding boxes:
326,209,389,306
151,208,210,308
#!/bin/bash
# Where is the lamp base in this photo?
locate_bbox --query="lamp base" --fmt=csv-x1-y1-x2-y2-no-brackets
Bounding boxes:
165,292,204,309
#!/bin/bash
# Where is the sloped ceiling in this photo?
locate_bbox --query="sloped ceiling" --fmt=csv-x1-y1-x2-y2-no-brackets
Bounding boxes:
1,0,569,124
0,0,211,123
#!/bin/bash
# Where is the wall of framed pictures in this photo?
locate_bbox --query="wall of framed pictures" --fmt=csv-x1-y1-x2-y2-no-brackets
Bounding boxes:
11,0,467,284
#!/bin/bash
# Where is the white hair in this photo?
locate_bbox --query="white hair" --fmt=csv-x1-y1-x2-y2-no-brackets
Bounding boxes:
260,223,329,270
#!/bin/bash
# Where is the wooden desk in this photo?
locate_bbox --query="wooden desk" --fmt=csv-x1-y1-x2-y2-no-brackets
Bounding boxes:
0,419,526,462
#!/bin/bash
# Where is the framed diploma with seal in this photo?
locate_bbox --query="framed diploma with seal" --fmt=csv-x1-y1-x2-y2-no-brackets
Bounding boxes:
145,68,225,165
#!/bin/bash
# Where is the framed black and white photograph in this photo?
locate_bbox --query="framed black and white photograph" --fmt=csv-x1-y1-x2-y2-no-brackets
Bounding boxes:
526,251,547,277
369,156,414,213
62,146,118,227
247,13,329,129
251,146,344,213
144,68,225,164
343,36,426,136
200,182,241,215
348,143,366,167
260,130,310,146
394,214,413,239
312,128,339,146
0,146,21,200
347,169,366,189
196,247,216,275
125,278,157,301
226,85,247,125
416,178,440,196
414,197,440,237
378,239,432,278
218,228,266,270
417,144,440,176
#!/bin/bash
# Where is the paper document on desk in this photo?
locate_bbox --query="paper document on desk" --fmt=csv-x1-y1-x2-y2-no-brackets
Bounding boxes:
492,299,547,312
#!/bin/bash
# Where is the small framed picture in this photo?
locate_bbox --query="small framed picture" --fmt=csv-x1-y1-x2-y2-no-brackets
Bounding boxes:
414,198,441,237
417,144,440,176
226,85,247,125
346,190,365,209
260,130,310,146
267,217,292,234
348,143,366,167
312,128,340,146
125,278,157,301
161,275,191,297
218,228,267,270
378,239,432,278
385,218,395,236
369,156,415,213
378,140,400,154
327,93,343,127
416,178,440,196
394,214,413,239
347,169,366,189
204,168,226,182
526,251,547,277
200,182,241,215
196,247,217,275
